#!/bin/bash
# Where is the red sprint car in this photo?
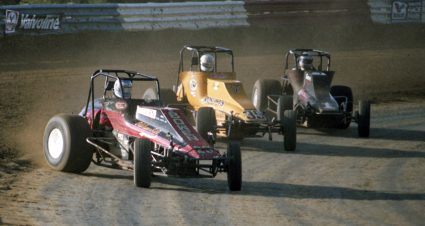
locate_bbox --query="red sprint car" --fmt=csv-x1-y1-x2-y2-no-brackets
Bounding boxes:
43,69,242,190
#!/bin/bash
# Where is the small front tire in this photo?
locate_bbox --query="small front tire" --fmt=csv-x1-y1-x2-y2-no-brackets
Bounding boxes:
358,100,370,138
283,110,297,151
134,138,153,188
227,141,242,191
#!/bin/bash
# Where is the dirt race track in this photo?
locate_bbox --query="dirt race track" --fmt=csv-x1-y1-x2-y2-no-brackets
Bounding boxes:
0,20,425,225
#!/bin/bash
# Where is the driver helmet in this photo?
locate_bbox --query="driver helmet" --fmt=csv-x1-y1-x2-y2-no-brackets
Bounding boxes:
298,52,314,71
200,54,215,72
114,79,132,99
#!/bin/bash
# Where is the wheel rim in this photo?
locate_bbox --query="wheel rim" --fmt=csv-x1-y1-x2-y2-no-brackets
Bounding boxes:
252,88,259,108
48,128,64,159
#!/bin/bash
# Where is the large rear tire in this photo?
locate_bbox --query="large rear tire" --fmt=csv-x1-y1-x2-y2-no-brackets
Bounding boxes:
43,114,93,173
134,138,153,188
283,110,297,151
358,100,370,138
252,79,282,112
196,107,217,144
227,141,242,191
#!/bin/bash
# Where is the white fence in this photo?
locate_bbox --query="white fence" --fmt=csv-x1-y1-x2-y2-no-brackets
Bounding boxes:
0,1,248,35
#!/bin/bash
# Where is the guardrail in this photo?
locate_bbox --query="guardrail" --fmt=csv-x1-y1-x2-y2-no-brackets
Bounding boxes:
0,1,248,36
368,0,424,24
1,0,422,36
244,0,372,26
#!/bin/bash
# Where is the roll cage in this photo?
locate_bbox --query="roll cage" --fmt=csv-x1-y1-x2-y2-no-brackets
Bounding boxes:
284,49,331,72
176,45,235,85
83,69,161,120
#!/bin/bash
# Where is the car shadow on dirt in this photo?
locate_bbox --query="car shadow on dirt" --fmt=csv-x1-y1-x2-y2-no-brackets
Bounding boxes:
79,165,425,200
241,139,425,158
82,171,133,180
150,176,425,201
304,127,425,142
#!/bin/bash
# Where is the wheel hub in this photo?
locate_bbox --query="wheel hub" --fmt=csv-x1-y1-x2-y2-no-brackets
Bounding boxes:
48,128,64,159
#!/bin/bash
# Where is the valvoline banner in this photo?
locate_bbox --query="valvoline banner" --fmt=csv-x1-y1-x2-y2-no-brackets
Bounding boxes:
5,9,61,34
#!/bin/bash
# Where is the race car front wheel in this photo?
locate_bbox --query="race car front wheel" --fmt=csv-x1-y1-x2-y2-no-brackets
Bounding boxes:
43,114,93,173
134,138,153,188
227,141,242,191
282,110,297,151
358,100,371,138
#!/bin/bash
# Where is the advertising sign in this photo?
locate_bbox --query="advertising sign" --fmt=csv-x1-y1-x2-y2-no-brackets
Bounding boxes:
4,9,61,34
391,0,422,22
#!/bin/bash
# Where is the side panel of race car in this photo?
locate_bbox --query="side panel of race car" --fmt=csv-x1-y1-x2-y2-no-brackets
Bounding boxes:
85,98,219,160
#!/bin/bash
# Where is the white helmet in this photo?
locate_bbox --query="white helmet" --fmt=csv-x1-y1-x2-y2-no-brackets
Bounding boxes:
200,54,215,72
114,79,132,99
298,52,314,71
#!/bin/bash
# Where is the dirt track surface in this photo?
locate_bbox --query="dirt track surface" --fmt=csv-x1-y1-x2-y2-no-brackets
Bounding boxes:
1,23,425,225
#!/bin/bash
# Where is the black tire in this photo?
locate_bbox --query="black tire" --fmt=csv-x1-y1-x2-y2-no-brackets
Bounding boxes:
134,138,153,188
358,100,370,138
43,114,93,173
227,141,242,191
283,110,297,151
196,107,217,144
277,95,293,121
252,79,282,112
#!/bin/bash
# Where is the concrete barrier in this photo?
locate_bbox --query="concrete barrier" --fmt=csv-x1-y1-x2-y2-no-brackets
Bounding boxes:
0,1,248,36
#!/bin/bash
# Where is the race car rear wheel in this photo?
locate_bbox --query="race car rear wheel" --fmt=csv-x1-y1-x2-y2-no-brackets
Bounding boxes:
43,114,93,173
252,79,282,112
227,141,242,191
331,85,353,129
134,138,153,188
282,110,297,151
196,107,217,145
358,100,370,138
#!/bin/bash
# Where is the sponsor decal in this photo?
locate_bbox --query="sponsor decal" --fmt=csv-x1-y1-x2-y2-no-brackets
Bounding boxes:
5,10,19,34
189,79,197,91
135,121,161,135
115,101,128,110
136,106,156,119
168,110,199,141
189,79,197,97
202,96,224,107
391,0,422,22
298,89,308,101
4,10,60,34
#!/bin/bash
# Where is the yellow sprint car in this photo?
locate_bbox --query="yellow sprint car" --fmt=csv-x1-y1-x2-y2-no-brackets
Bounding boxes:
144,46,297,151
